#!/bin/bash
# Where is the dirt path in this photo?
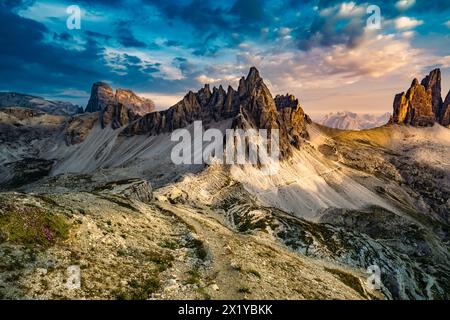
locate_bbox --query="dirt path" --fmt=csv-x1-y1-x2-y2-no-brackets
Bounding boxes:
155,201,370,300
157,201,247,299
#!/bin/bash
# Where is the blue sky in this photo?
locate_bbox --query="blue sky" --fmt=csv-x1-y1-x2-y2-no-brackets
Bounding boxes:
1,0,450,116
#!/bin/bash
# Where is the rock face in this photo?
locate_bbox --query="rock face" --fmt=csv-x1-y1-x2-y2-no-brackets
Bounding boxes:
64,112,99,145
115,89,155,117
275,94,311,148
121,84,238,136
85,82,114,113
0,92,83,116
96,179,153,203
441,91,450,127
121,67,309,157
392,69,449,127
421,69,442,116
392,79,435,126
85,82,155,130
1,158,54,189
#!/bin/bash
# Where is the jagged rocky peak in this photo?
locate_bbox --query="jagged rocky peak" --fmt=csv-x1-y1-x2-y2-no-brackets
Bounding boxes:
85,81,155,129
234,67,279,130
392,72,437,127
121,67,310,157
392,68,450,127
442,91,450,127
275,94,301,110
115,88,155,116
275,94,310,126
85,82,114,113
421,68,442,115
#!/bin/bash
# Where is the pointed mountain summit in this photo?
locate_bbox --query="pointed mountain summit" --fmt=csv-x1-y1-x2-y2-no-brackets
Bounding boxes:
392,68,448,126
85,82,155,129
421,68,442,116
85,82,114,113
121,67,310,157
442,91,450,126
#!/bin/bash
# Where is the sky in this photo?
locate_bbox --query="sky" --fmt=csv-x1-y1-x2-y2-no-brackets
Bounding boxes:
1,0,450,117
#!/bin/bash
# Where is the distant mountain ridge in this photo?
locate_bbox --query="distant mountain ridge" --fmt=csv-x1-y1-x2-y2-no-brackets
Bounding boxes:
319,111,390,130
0,92,83,116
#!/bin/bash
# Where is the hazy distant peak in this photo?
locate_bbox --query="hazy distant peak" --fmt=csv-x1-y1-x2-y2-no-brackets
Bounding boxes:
319,111,390,130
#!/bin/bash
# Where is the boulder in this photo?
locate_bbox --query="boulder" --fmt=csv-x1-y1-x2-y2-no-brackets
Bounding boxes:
96,179,153,203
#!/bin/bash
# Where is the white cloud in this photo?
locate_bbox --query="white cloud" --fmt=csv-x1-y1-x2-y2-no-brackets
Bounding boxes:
320,1,364,18
394,17,423,30
233,30,440,92
395,0,416,10
195,74,220,84
401,31,415,39
338,2,365,17
445,20,450,28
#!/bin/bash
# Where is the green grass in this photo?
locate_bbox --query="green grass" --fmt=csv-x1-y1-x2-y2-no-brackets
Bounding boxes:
0,205,69,247
186,269,201,285
115,275,161,300
185,268,211,300
159,240,178,250
146,250,174,272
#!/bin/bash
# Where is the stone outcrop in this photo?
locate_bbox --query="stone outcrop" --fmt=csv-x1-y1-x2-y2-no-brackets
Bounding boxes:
392,69,449,127
1,158,54,188
85,82,155,129
64,112,99,145
85,82,114,113
121,67,310,157
115,89,155,117
275,94,310,148
421,69,442,116
96,179,153,203
441,91,450,127
392,79,435,126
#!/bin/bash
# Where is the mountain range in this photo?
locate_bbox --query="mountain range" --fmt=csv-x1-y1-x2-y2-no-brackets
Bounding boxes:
319,111,391,130
0,92,83,117
0,67,449,300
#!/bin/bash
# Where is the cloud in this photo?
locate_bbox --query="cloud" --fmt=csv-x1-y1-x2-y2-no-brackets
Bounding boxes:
116,20,147,48
394,16,423,29
395,0,416,10
235,30,441,92
2,0,450,111
445,20,450,28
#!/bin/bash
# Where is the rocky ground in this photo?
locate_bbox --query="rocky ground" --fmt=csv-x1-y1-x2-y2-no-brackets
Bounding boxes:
0,180,381,300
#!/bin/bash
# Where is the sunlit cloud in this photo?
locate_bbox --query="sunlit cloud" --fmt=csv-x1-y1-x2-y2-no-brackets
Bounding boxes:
395,0,416,10
394,17,423,30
